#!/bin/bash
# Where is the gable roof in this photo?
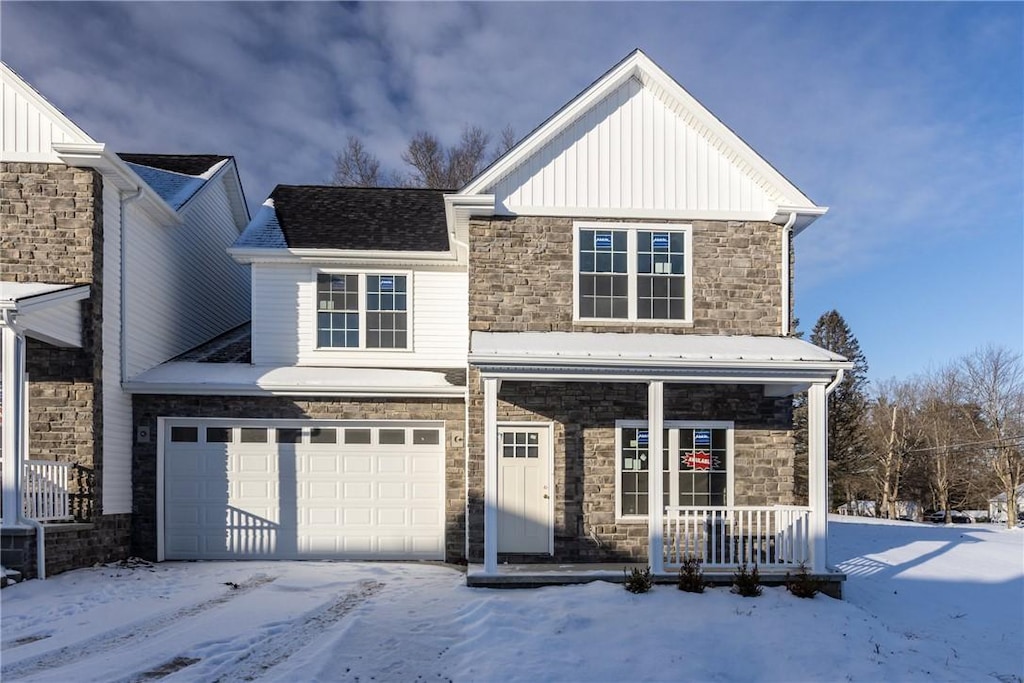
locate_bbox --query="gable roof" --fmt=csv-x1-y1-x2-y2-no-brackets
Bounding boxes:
1,61,95,163
117,154,232,210
457,49,825,230
234,186,451,252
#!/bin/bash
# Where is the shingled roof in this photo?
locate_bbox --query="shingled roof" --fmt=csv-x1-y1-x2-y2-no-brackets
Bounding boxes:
117,154,230,176
268,185,451,251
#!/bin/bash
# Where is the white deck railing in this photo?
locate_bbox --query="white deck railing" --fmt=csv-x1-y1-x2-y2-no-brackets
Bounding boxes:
664,505,812,569
0,459,74,523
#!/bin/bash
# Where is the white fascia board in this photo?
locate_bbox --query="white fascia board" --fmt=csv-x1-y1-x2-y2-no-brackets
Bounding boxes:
472,365,848,385
227,247,460,267
495,205,777,222
772,205,830,235
443,193,496,241
123,380,466,398
51,143,182,225
0,284,90,313
469,354,852,373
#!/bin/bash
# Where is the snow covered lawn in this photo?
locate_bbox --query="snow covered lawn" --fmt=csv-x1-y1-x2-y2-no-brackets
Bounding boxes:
1,518,1021,682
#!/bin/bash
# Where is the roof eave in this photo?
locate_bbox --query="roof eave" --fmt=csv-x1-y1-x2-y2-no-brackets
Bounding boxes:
227,246,460,266
51,142,183,225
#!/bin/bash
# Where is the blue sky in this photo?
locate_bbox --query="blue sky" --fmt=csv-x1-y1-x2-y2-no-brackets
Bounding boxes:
2,2,1020,385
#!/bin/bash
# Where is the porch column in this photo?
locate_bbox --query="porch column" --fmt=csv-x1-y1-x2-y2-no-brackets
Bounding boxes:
647,380,665,574
483,376,499,574
807,381,828,573
1,323,27,526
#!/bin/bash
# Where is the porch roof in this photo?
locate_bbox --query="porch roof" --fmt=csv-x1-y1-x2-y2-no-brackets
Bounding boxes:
469,332,849,383
0,283,90,348
123,362,467,398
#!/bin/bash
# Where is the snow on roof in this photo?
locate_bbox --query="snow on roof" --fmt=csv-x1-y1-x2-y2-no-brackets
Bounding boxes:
124,363,466,397
470,332,848,366
125,163,208,210
233,199,288,249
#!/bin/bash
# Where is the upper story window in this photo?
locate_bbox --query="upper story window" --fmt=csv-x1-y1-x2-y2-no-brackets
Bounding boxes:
316,272,409,350
574,222,692,323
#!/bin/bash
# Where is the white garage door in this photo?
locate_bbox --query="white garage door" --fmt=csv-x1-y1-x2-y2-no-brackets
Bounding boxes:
162,420,445,560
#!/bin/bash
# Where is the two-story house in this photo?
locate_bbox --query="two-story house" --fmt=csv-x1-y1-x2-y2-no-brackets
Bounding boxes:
0,62,250,579
126,50,848,593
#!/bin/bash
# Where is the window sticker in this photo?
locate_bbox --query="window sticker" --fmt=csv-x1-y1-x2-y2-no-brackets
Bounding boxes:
637,429,649,446
595,232,613,250
379,276,395,292
694,429,712,447
652,233,670,250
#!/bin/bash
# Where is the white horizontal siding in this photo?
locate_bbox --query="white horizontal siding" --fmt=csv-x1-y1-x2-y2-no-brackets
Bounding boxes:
252,266,467,368
1,74,89,162
492,77,775,215
124,172,250,377
101,183,133,514
18,299,82,348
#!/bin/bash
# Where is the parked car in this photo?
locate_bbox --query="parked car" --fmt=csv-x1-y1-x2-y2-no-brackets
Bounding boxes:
925,510,974,524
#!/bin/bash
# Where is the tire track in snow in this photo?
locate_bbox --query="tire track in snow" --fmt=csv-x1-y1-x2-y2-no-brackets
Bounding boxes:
0,574,277,679
193,579,384,683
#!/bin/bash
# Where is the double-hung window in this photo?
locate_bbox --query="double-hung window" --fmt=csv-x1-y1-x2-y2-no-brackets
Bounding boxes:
316,272,409,349
616,421,733,520
575,222,692,323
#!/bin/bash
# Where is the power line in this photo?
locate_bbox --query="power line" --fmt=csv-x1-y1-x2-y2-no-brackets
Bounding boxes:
908,434,1024,454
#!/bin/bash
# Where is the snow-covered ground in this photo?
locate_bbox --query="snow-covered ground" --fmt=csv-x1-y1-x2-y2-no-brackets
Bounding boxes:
1,518,1021,682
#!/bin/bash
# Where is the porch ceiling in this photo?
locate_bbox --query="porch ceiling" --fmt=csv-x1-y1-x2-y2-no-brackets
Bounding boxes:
469,331,850,383
0,283,90,348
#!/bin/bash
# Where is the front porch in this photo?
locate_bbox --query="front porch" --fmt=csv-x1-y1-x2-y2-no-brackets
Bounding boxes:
468,332,851,589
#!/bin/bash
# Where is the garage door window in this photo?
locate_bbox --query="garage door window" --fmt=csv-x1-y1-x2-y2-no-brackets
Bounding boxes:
310,428,337,444
171,426,198,442
379,429,406,445
276,428,302,444
413,429,440,445
206,427,232,443
240,428,268,443
344,429,372,444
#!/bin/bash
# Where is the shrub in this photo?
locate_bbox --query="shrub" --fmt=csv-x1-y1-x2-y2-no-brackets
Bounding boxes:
677,556,706,593
732,562,762,597
786,563,825,599
623,565,653,594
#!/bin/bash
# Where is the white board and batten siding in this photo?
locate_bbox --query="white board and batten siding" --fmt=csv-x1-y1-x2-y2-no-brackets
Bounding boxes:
491,77,778,216
251,264,467,368
123,171,250,378
1,63,93,163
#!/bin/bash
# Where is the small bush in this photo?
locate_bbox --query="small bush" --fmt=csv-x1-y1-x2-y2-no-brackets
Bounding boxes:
786,563,825,599
677,556,706,593
623,566,653,594
732,562,762,597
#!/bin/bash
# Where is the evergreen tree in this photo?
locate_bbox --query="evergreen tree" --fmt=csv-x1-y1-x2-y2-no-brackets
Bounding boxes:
795,310,871,510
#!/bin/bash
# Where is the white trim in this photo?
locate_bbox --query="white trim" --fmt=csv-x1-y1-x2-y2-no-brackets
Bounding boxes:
156,417,166,561
229,247,458,266
311,269,414,353
807,382,828,573
572,221,693,325
501,206,775,221
483,377,499,573
615,418,736,524
0,61,94,145
496,421,556,555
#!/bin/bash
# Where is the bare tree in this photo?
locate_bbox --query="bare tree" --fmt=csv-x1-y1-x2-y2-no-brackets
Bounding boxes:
401,125,490,189
867,378,923,519
496,125,518,157
960,346,1024,528
331,135,382,187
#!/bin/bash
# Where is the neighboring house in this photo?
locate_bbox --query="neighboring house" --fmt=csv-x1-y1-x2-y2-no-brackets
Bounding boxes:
125,50,850,593
0,62,250,578
837,500,921,520
988,485,1024,523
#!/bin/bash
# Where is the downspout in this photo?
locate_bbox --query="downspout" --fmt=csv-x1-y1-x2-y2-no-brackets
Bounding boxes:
780,212,797,336
1,309,46,579
120,187,144,384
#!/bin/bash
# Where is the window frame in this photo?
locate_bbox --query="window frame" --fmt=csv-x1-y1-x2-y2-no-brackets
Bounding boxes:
614,420,734,523
573,222,693,324
314,270,413,351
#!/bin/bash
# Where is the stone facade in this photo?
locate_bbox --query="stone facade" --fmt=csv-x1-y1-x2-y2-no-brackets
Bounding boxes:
468,215,785,335
0,162,131,578
466,369,795,563
132,394,466,563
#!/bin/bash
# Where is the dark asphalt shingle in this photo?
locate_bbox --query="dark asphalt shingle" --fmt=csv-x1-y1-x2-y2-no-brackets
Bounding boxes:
270,185,451,251
117,154,230,176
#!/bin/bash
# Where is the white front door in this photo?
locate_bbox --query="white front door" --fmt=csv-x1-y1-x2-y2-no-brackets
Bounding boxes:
497,426,552,554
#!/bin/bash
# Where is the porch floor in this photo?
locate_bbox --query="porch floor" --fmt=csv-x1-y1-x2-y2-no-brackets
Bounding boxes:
466,563,846,598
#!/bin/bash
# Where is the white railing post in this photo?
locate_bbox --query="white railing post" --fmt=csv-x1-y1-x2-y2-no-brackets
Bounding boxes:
808,382,829,573
2,324,27,527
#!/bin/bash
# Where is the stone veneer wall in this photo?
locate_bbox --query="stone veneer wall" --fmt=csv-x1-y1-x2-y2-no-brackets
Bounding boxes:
132,394,466,563
468,215,784,334
466,369,794,563
0,163,128,577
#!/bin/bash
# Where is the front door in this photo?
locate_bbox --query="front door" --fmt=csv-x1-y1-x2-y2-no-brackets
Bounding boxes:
497,426,551,554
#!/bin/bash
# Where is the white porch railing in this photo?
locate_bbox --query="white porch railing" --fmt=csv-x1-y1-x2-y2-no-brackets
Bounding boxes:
664,505,812,569
0,459,74,523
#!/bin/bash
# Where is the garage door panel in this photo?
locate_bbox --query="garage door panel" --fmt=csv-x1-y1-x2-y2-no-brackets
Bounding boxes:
164,421,444,561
